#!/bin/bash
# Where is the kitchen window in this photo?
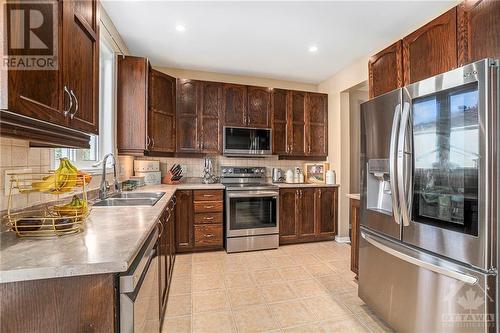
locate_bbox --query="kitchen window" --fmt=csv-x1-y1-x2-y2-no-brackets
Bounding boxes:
53,38,116,171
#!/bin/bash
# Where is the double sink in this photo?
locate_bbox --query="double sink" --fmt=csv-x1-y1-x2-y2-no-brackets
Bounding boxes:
93,192,165,207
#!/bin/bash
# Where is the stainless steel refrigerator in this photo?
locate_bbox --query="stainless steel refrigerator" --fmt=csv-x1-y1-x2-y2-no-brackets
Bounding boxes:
359,58,498,333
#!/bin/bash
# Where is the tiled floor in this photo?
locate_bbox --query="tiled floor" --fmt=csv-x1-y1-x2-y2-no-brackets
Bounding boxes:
163,241,392,333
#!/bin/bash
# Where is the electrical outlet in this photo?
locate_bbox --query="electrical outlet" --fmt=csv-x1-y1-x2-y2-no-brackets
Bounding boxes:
4,168,32,196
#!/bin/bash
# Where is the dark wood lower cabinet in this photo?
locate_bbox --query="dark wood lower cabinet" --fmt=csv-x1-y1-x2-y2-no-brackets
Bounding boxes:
279,187,338,244
159,198,176,323
350,198,360,278
175,190,224,252
0,274,115,333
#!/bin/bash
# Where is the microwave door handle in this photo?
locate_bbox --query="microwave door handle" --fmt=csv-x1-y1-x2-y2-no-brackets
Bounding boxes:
397,101,412,227
389,103,402,225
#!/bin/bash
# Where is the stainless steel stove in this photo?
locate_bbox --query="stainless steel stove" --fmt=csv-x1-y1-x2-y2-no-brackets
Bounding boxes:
221,166,279,253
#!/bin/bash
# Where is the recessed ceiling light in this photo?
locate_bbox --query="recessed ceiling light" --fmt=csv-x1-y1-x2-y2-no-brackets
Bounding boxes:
308,45,318,53
175,24,186,32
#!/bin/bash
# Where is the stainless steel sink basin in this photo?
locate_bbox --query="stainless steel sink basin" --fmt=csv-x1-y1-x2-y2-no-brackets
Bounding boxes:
94,192,165,207
109,192,165,199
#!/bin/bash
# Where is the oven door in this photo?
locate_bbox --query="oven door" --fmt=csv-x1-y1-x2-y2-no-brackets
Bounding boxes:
226,191,279,237
400,59,498,271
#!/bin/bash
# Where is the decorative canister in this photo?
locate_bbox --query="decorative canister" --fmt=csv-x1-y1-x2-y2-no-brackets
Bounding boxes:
326,170,336,185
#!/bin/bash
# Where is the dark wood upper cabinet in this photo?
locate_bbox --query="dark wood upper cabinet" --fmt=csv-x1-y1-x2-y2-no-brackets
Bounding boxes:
403,8,458,85
247,86,271,128
4,0,98,147
272,89,289,155
7,1,65,127
176,79,200,153
199,81,223,153
306,93,328,157
175,190,194,252
223,84,247,127
149,69,176,153
289,91,307,156
62,0,99,134
457,0,500,65
176,79,223,153
117,56,149,155
368,41,403,98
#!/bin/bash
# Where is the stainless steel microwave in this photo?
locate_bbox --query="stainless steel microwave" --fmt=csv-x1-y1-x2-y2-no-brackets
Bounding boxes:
223,126,272,156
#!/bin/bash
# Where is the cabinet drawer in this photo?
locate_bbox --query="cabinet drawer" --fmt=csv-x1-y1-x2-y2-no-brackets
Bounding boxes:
194,201,223,213
193,190,223,202
195,224,223,247
194,212,223,224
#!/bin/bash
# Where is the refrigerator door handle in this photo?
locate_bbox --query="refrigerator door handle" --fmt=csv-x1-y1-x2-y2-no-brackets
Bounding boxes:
389,104,402,225
361,232,478,285
397,101,412,227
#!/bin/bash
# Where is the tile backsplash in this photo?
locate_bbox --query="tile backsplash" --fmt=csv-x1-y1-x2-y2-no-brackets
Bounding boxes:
134,155,328,179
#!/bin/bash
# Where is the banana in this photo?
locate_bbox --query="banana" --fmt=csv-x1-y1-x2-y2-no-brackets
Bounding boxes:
31,158,78,193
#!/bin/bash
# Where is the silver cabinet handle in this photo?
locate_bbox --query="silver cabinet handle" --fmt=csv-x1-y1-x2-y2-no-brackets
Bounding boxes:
63,86,73,117
204,205,214,209
204,216,214,221
205,233,215,238
397,101,412,227
69,90,78,119
151,137,155,150
203,194,214,197
146,136,151,149
389,103,402,225
361,232,478,285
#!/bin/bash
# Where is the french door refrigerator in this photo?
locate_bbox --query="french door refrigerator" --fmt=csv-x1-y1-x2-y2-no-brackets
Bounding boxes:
359,58,498,333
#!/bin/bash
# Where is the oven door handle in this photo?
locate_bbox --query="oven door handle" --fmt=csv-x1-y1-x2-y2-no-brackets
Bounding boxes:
227,191,279,198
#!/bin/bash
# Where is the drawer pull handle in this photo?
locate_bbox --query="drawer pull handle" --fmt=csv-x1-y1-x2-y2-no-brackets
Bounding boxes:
204,216,214,220
205,205,214,209
203,194,214,197
205,234,215,238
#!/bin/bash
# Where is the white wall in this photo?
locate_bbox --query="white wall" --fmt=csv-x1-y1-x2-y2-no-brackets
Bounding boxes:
317,56,369,238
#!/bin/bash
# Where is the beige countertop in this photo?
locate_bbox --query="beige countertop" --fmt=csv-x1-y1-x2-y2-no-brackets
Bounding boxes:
347,193,360,200
0,183,217,284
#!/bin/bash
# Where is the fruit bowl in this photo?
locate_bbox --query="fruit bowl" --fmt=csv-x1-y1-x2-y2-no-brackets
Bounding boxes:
3,158,92,238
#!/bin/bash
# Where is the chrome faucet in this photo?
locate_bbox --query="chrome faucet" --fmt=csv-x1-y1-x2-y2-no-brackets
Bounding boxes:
93,153,121,200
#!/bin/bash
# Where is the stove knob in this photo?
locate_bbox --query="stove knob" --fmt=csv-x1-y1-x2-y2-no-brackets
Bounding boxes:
228,168,233,174
222,168,227,174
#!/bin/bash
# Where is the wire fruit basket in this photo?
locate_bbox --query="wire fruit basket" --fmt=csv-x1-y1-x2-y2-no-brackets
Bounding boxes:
3,158,93,238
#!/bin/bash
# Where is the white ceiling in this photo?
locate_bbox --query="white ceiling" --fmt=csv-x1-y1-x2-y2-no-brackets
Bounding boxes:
102,1,457,84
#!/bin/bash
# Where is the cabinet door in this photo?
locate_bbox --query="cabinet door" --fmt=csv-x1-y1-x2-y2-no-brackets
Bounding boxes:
149,70,176,153
117,56,148,155
247,86,271,128
175,190,194,251
289,91,306,156
403,8,458,85
63,0,99,134
176,79,200,152
368,41,403,98
199,81,223,153
299,189,316,238
223,84,247,127
316,188,338,237
306,93,328,157
279,189,299,242
457,0,500,65
7,1,66,127
272,89,289,155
